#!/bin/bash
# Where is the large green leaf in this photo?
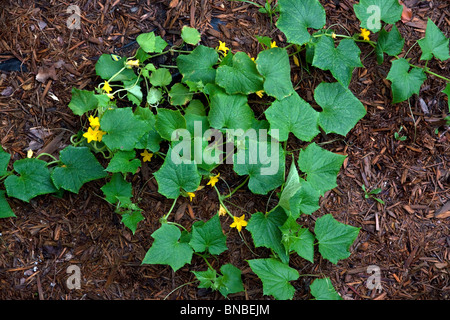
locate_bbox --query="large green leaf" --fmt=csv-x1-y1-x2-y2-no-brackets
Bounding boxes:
168,83,193,106
4,158,57,202
100,107,149,151
255,47,294,100
51,146,107,194
67,88,99,116
386,58,427,103
354,0,403,33
314,82,366,136
276,0,326,46
375,25,405,64
95,54,136,82
310,278,343,300
208,92,254,131
264,92,319,142
177,45,218,85
153,147,201,199
0,147,10,176
101,173,133,205
246,207,289,263
247,258,299,300
0,190,15,218
149,68,172,87
314,214,360,264
142,223,193,272
215,52,264,95
189,214,227,255
279,216,315,263
312,37,363,87
134,107,162,152
298,143,346,195
155,108,187,141
417,18,450,61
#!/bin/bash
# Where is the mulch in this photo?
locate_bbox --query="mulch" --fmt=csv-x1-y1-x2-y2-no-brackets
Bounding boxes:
0,0,449,300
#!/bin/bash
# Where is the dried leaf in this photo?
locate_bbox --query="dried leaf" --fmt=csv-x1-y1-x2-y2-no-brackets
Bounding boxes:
399,0,412,23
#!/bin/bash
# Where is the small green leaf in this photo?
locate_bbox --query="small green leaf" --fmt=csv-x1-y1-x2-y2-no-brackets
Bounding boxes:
5,158,57,202
354,0,403,33
193,268,217,290
443,83,450,110
208,92,254,131
136,32,168,53
375,25,405,64
185,100,206,116
51,146,107,194
418,18,450,61
289,179,321,217
315,214,360,264
168,83,193,106
298,142,346,195
181,26,201,45
386,58,427,103
155,108,187,141
215,52,264,95
189,214,227,255
217,264,245,297
95,54,136,82
312,37,363,87
314,82,367,136
101,173,133,205
134,106,163,152
146,87,163,105
264,92,319,142
0,190,15,218
279,216,315,263
310,278,343,300
153,147,201,199
149,68,172,87
276,0,326,46
106,150,141,175
142,223,193,272
0,147,10,176
68,88,99,116
246,207,289,263
255,47,294,100
247,258,299,300
177,45,218,85
120,210,144,235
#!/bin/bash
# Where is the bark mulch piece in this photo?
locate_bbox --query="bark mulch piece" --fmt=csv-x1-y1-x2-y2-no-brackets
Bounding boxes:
0,0,449,300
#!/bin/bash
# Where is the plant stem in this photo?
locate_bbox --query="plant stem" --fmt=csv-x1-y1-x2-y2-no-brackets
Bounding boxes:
162,197,179,222
35,152,59,162
221,176,249,200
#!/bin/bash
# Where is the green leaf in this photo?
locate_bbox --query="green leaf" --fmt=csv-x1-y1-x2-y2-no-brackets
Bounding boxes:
0,147,10,176
136,32,168,53
217,264,245,297
149,68,172,87
146,87,163,105
155,108,187,141
120,210,144,235
314,82,367,136
276,0,326,46
95,54,136,82
177,45,218,85
278,159,301,212
375,25,405,64
142,223,193,272
124,78,143,106
181,26,201,45
100,107,149,151
233,138,285,195
255,47,294,100
153,147,201,199
193,268,217,290
264,92,319,142
255,35,273,48
168,83,193,106
101,173,133,205
289,179,321,217
386,58,427,103
215,51,264,95
310,278,343,300
0,190,15,218
208,92,254,131
314,214,360,264
247,207,289,263
247,258,299,300
443,83,450,110
185,100,206,116
354,0,403,33
312,37,363,87
51,146,107,194
106,150,141,175
417,18,450,61
67,88,99,116
298,142,346,195
134,106,163,152
4,158,57,202
189,214,227,255
279,216,315,263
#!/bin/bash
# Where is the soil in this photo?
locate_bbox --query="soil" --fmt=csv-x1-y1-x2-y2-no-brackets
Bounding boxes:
0,0,449,300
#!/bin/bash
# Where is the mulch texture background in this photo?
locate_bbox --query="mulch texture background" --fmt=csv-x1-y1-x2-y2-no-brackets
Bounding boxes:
0,0,449,300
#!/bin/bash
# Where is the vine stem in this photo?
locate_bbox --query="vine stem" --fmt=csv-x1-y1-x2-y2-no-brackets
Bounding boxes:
163,281,196,300
161,197,179,222
221,176,249,200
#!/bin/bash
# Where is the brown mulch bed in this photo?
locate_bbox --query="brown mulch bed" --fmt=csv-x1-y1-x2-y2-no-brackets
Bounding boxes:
0,0,449,300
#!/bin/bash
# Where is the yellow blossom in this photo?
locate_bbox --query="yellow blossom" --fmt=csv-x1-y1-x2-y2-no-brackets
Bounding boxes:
360,28,370,41
140,150,153,162
270,41,277,48
255,90,264,98
218,41,229,55
187,192,195,201
230,214,248,232
27,149,33,158
331,32,337,39
88,115,100,128
103,81,112,94
218,205,227,216
293,55,300,67
83,127,99,143
125,59,140,68
251,57,255,62
207,173,220,187
96,129,106,142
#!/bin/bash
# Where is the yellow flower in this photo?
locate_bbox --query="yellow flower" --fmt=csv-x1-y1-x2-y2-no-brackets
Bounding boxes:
103,81,112,94
96,129,106,142
207,173,220,187
218,41,229,54
293,55,300,67
218,205,227,216
187,192,195,201
140,150,153,162
251,57,255,62
230,214,248,232
270,41,277,48
88,115,100,128
331,32,337,39
83,127,99,143
360,28,370,41
27,149,33,158
126,59,140,68
255,90,264,98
